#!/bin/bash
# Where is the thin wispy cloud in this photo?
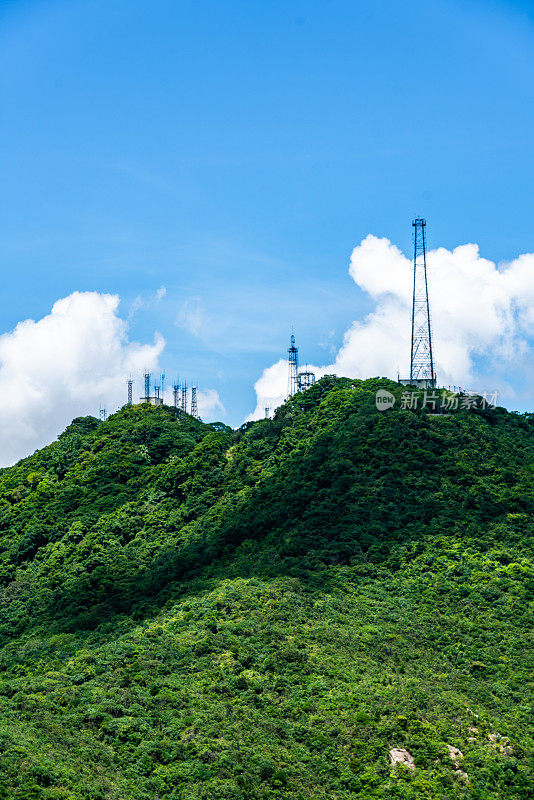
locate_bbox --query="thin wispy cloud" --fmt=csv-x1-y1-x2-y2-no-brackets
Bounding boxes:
128,285,167,319
176,297,204,337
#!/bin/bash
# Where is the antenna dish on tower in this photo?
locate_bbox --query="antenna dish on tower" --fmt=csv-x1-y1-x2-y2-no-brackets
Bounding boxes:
287,332,299,398
287,331,315,398
141,369,163,405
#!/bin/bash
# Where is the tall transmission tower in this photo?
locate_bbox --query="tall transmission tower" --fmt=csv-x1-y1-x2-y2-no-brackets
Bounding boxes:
173,382,180,411
287,332,299,398
127,378,133,406
143,371,151,401
409,218,436,387
99,406,107,422
181,381,188,413
160,372,166,403
191,386,198,419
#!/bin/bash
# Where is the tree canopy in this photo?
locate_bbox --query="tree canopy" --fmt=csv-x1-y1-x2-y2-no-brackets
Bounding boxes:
0,378,532,799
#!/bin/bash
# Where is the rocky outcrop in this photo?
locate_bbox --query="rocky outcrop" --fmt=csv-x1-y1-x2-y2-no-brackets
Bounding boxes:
488,733,514,755
389,748,415,770
446,744,464,769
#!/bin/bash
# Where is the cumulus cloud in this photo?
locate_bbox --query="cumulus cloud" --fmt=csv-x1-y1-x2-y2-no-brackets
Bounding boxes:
197,389,225,419
0,290,226,466
248,235,534,419
249,360,289,419
0,291,165,466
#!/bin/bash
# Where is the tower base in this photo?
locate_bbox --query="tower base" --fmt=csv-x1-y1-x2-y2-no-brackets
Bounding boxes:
140,396,163,406
398,377,437,389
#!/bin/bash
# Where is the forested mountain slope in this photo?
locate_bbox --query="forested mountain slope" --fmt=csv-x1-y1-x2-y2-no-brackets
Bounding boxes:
0,377,532,800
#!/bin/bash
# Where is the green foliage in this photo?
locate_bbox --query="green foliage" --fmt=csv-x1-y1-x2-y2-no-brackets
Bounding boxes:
0,381,532,799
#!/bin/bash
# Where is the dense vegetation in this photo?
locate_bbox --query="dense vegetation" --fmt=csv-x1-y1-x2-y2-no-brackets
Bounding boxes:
0,377,532,799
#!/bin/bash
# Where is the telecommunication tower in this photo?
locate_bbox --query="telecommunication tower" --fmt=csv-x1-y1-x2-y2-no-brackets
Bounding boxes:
160,372,166,403
127,378,133,406
297,371,316,391
141,370,163,405
173,382,180,410
287,332,299,398
409,219,436,386
181,381,187,413
265,407,270,419
99,406,107,422
400,219,437,388
191,386,199,419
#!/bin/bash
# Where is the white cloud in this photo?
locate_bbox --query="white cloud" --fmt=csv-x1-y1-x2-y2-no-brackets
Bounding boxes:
176,297,204,336
128,294,144,318
0,290,226,466
197,389,225,419
318,329,337,355
0,291,165,466
249,359,288,420
248,235,534,419
128,285,167,318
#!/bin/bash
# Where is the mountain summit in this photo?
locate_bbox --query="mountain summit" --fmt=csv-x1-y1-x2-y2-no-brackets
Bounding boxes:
0,377,532,799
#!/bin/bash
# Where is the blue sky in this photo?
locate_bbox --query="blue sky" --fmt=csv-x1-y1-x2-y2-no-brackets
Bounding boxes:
0,0,533,440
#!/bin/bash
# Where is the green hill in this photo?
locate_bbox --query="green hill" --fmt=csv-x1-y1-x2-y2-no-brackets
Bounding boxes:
0,377,532,800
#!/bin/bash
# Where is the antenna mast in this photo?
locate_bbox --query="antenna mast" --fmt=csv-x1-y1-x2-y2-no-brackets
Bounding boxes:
287,332,299,398
127,378,133,406
143,370,151,402
409,218,436,386
191,386,198,419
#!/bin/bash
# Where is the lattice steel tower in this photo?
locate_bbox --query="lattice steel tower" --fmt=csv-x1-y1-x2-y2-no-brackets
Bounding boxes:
297,370,315,392
191,386,198,419
287,332,299,398
127,378,133,406
144,371,151,401
173,382,180,410
181,381,187,413
409,219,436,386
